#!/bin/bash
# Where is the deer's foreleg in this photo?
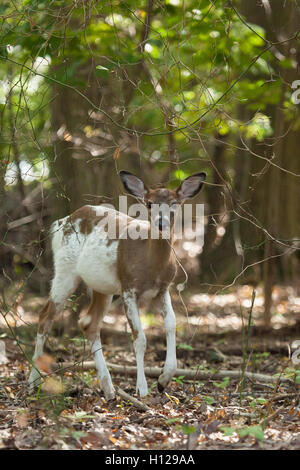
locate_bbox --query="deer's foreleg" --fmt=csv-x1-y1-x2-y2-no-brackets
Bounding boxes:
123,289,148,397
156,290,177,392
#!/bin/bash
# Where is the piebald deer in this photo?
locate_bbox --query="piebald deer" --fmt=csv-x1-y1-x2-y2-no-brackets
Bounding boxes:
29,171,206,399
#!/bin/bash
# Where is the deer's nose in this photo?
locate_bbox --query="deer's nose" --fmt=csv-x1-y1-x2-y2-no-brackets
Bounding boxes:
157,215,169,232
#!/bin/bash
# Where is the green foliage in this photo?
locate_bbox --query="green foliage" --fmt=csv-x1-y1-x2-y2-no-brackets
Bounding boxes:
221,424,264,441
177,343,193,351
173,375,185,384
277,368,300,383
248,396,267,409
2,0,296,187
64,411,95,422
166,417,181,424
180,424,197,435
213,376,230,389
203,395,215,405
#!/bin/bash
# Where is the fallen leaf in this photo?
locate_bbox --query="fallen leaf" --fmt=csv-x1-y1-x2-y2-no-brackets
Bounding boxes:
15,410,30,429
42,376,65,394
81,431,106,449
165,392,179,405
35,354,54,374
113,147,120,160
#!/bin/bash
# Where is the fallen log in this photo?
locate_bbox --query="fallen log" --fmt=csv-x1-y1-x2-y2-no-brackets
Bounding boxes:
53,361,291,384
100,326,295,354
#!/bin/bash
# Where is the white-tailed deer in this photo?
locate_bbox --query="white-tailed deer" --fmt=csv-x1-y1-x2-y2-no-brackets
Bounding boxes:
29,171,206,399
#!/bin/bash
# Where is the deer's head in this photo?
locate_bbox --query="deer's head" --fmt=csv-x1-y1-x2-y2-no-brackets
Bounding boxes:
120,170,206,234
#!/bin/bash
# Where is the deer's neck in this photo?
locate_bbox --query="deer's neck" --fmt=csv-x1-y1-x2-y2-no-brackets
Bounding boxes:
146,230,174,262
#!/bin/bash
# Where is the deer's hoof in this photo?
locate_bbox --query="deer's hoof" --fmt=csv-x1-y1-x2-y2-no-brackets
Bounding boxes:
137,384,148,398
158,366,176,392
104,390,116,401
100,376,115,401
28,368,41,393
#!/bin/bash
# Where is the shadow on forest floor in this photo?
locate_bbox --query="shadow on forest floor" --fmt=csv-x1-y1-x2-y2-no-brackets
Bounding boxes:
0,284,300,450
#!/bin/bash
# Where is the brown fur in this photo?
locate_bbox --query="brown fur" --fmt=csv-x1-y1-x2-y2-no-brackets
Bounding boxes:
79,291,110,341
146,188,178,205
37,300,57,334
63,205,106,236
117,237,176,295
115,187,179,296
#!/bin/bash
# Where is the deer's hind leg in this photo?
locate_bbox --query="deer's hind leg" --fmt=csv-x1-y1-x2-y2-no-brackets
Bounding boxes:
28,269,80,391
79,291,115,401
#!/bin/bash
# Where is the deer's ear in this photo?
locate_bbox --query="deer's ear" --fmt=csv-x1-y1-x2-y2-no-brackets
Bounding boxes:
176,172,206,201
119,171,148,199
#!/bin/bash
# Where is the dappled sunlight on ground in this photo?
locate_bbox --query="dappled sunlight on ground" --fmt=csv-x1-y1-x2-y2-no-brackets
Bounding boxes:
1,285,299,338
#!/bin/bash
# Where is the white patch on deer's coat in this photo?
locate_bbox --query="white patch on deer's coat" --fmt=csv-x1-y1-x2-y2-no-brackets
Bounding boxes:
50,205,154,303
79,314,91,328
50,217,82,304
77,230,121,295
50,206,122,297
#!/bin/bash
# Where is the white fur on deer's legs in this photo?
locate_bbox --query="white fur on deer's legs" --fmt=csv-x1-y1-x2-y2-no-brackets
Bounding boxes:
28,333,45,391
91,338,115,401
123,290,148,397
157,290,177,391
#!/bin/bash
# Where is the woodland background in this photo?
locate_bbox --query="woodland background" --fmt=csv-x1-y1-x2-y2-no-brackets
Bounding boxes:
0,0,300,451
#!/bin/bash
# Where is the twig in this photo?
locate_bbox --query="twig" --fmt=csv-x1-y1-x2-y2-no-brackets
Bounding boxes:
271,392,300,403
7,212,49,230
116,386,150,412
259,406,284,427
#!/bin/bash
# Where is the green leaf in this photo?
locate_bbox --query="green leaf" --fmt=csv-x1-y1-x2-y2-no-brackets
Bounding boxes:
238,425,264,441
181,424,196,435
177,343,193,351
166,417,181,424
71,430,87,441
96,65,109,72
213,377,230,389
203,396,215,405
66,411,95,422
220,426,235,436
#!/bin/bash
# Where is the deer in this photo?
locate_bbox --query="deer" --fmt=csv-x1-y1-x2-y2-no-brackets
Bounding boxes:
29,170,206,400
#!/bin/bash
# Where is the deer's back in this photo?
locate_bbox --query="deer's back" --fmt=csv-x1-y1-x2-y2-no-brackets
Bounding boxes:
50,205,149,295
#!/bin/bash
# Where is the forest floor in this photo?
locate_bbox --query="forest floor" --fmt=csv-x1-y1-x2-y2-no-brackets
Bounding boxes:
0,284,300,450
